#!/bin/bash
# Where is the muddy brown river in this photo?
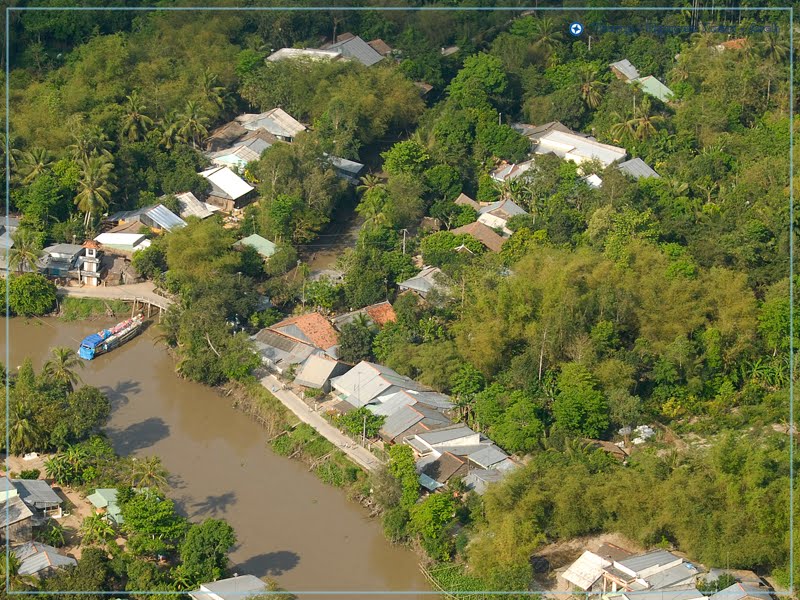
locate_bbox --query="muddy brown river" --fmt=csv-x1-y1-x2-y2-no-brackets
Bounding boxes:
2,316,430,598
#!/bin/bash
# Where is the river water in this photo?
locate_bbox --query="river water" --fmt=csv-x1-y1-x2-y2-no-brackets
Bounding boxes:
1,317,430,598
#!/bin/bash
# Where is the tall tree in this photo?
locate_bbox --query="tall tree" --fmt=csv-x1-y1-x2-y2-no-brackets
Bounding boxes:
121,92,154,143
75,156,116,228
43,347,84,392
8,229,42,275
178,101,210,149
15,147,53,184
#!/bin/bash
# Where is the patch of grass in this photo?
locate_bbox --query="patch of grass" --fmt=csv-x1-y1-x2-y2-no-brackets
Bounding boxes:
59,298,128,321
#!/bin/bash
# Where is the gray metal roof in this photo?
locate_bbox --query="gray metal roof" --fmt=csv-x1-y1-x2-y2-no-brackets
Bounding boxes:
463,468,505,494
175,192,214,220
618,550,681,574
617,158,659,180
413,403,452,427
252,330,316,367
616,588,704,600
380,405,424,440
478,198,528,219
325,35,384,66
416,424,477,446
465,444,509,469
331,361,429,407
0,496,33,526
14,542,76,576
406,391,453,410
43,243,84,258
398,266,447,296
13,479,62,508
710,583,770,600
0,477,15,493
609,59,641,81
645,563,699,590
0,230,14,249
328,155,365,175
193,575,268,600
145,204,187,231
294,355,342,388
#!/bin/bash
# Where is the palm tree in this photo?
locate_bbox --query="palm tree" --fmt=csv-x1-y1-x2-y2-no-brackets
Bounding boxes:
159,110,183,150
531,17,563,54
121,92,154,142
80,513,116,548
129,455,169,489
178,100,209,149
356,174,384,195
8,229,42,274
355,190,387,232
67,126,114,163
577,65,606,109
200,69,234,116
15,147,52,184
8,400,44,455
611,96,664,142
759,31,789,63
44,454,71,484
0,551,37,591
75,156,116,228
43,347,84,392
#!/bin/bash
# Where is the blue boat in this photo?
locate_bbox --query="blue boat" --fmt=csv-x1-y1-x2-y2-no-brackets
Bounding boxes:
79,314,145,360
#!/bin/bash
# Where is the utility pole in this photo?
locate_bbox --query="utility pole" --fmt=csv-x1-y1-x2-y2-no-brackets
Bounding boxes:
498,112,501,126
588,35,592,52
362,412,367,446
401,229,408,254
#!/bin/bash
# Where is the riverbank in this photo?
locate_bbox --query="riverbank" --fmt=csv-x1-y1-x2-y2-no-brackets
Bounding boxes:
2,316,431,593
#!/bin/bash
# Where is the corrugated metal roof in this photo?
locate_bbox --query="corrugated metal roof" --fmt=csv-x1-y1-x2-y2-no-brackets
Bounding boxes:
610,59,641,81
370,391,416,417
380,404,424,440
200,166,254,201
196,575,268,600
331,361,428,407
236,234,277,258
294,355,341,388
416,425,477,446
405,391,453,410
237,109,306,139
15,542,76,575
0,477,15,492
325,35,384,66
420,452,465,483
466,444,509,469
478,199,528,219
634,76,674,102
175,192,214,220
533,130,627,167
266,48,342,62
145,205,187,231
618,158,659,180
563,551,611,590
13,479,62,508
398,266,447,296
618,550,681,574
328,155,365,175
419,472,445,491
0,496,33,526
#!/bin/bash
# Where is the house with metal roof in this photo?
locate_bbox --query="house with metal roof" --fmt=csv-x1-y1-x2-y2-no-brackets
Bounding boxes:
633,76,675,103
0,476,19,502
199,166,256,212
367,38,393,56
416,452,467,491
270,313,340,358
14,542,76,577
710,582,773,600
321,33,384,67
107,204,187,233
331,301,397,332
94,233,151,255
617,158,660,180
477,198,528,236
330,361,434,408
173,192,216,220
266,47,343,63
251,329,318,374
37,244,86,278
190,575,268,600
13,479,63,521
490,159,535,183
530,128,627,168
610,59,641,82
293,355,350,392
594,549,701,596
326,155,366,184
454,193,481,210
87,488,124,525
235,234,277,259
0,496,33,543
235,108,306,142
397,266,450,299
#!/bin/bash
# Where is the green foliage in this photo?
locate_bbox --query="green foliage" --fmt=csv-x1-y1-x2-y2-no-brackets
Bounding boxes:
121,490,189,557
178,519,236,586
409,493,456,560
553,363,609,438
381,140,431,177
336,407,385,439
420,230,484,268
8,274,57,316
338,319,376,364
388,445,419,509
448,53,508,111
60,298,129,322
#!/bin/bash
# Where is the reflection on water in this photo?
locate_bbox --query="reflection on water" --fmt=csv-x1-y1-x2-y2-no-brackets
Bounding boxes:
2,317,430,597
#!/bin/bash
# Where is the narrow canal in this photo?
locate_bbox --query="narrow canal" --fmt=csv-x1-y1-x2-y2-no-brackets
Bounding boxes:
2,317,430,598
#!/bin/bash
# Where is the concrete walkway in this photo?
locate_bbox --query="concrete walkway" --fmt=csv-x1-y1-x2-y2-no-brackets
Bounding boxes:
259,373,383,472
56,282,174,310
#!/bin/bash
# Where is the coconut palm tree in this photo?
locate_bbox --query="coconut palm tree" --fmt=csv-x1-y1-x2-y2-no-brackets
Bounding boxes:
8,229,42,274
43,347,84,392
67,126,114,164
355,190,388,232
121,92,154,142
611,96,664,142
0,551,38,591
129,455,169,489
531,17,563,54
159,110,183,150
75,156,116,228
15,147,53,184
80,513,116,549
577,65,606,109
759,31,789,63
8,400,44,455
200,69,234,116
178,100,210,149
356,174,384,195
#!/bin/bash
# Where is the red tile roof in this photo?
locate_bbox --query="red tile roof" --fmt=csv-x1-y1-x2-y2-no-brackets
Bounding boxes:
451,221,506,253
365,301,397,327
272,312,339,350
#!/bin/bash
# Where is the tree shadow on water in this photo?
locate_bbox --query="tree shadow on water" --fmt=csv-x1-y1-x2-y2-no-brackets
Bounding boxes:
233,551,300,578
108,417,170,455
190,491,237,518
99,380,141,410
